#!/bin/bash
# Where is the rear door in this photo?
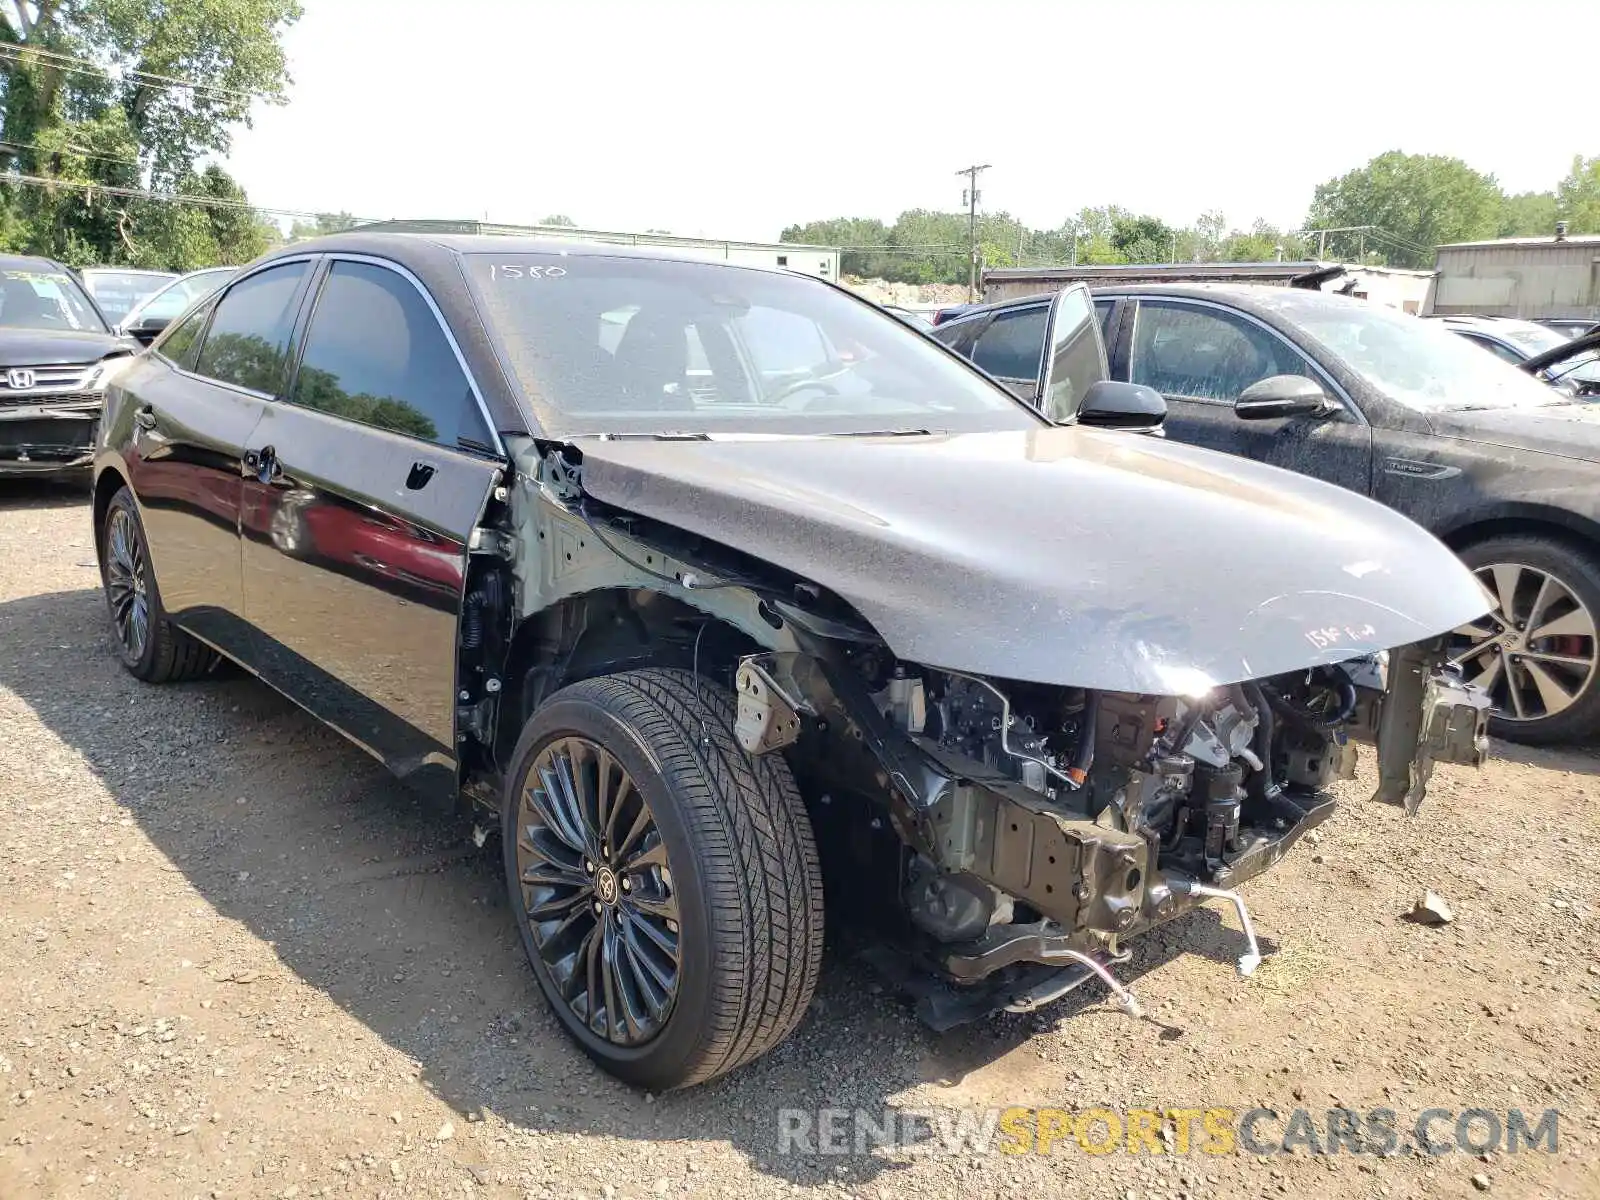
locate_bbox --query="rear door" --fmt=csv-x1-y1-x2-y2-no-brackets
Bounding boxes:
1122,296,1374,495
123,259,313,661
240,256,505,802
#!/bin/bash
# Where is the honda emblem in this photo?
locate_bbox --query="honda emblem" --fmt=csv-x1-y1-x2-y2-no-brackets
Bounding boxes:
6,368,36,389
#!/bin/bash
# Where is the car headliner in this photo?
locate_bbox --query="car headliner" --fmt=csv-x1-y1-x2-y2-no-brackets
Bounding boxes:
248,232,828,441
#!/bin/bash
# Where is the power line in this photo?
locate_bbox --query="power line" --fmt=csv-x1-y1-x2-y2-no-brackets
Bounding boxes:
0,138,144,169
0,42,271,101
0,170,375,223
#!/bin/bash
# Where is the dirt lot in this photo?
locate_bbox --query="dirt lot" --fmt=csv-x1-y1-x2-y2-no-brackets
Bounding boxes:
1,481,1598,1200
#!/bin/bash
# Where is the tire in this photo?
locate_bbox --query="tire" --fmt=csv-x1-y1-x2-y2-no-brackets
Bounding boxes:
99,487,217,683
1452,533,1600,744
502,668,824,1090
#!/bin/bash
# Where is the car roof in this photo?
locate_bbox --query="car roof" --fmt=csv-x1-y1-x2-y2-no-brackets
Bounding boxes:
943,281,1380,325
265,230,797,272
0,253,72,273
78,266,178,277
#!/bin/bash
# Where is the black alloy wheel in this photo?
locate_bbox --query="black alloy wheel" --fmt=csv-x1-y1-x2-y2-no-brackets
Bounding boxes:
503,669,824,1091
514,736,682,1046
98,487,217,683
104,502,151,663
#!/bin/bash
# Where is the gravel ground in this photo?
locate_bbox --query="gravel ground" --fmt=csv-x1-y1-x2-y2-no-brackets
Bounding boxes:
2,480,1598,1200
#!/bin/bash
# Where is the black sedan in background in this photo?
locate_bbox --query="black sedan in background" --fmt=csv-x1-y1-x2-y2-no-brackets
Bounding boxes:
934,285,1600,742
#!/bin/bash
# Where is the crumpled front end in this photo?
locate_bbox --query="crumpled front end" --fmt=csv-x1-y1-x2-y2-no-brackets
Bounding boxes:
733,634,1488,1026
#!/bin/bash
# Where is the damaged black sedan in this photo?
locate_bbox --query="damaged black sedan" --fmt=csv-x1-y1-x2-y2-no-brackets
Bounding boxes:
93,234,1491,1090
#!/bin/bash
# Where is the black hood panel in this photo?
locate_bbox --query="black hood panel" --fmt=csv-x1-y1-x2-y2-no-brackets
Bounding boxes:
576,428,1491,691
0,329,126,365
1428,403,1600,463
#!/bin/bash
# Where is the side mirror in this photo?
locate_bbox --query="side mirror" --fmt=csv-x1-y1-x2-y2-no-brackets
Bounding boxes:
123,315,171,345
1076,380,1167,431
1235,374,1331,420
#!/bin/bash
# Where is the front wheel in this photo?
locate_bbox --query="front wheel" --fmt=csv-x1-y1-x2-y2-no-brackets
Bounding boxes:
1449,534,1600,743
502,668,825,1090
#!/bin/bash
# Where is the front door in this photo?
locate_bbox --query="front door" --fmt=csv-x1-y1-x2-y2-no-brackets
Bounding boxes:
123,260,312,660
240,257,505,802
1124,297,1374,496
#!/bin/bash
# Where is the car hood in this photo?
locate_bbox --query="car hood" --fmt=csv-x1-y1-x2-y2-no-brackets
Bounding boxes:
574,427,1491,692
1427,402,1600,463
0,328,128,365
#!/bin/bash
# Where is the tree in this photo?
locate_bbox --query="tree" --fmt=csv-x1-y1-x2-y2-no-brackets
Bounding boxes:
287,211,359,241
0,0,300,265
538,214,576,227
1305,151,1504,267
1110,213,1176,263
1556,155,1600,234
1500,190,1558,237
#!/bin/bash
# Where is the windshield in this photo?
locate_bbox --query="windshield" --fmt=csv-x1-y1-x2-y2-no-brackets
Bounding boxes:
465,253,1039,435
1293,303,1561,411
0,266,108,332
81,270,176,324
125,268,236,326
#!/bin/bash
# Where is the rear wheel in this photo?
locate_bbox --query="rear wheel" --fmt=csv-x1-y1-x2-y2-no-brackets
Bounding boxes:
1449,534,1600,743
99,487,217,683
502,668,824,1090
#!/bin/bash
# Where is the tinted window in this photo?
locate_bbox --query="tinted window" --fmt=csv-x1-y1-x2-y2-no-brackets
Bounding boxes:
464,254,1036,436
195,263,308,394
292,260,490,448
971,306,1047,381
1131,301,1313,402
156,300,214,371
1094,298,1115,339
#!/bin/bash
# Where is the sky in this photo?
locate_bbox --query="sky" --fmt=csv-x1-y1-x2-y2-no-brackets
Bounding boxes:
227,0,1599,243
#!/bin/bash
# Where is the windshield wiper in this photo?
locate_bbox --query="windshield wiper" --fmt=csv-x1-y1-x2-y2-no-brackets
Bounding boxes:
824,428,937,437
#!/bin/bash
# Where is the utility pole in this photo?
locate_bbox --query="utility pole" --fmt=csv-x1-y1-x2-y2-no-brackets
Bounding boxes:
956,163,991,302
1317,228,1328,260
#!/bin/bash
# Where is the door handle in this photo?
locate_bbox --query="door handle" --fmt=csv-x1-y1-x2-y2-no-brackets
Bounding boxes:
133,405,156,431
405,461,436,490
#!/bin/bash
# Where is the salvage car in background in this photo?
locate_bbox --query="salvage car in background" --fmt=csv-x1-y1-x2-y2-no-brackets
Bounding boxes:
93,235,1488,1089
78,267,177,326
1,254,138,475
1434,314,1600,396
935,285,1600,743
116,265,238,344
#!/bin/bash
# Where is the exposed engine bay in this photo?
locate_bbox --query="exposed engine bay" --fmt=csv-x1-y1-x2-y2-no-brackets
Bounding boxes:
466,439,1496,1031
729,636,1488,1025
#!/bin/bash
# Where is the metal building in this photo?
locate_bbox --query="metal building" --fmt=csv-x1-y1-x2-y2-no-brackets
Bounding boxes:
1431,230,1600,319
346,219,841,281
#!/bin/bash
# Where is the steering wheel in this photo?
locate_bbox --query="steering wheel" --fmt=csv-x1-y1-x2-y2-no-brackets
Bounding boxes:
763,374,841,407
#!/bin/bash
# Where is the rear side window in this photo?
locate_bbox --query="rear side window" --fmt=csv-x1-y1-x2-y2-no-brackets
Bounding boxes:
970,306,1047,382
194,263,309,394
291,260,491,449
